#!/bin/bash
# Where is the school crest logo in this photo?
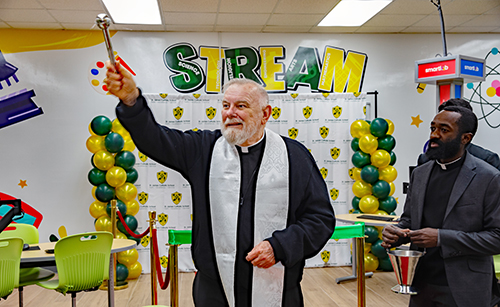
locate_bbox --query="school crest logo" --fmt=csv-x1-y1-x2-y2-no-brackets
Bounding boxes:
332,106,342,118
321,250,330,263
320,167,328,180
288,127,298,140
353,92,361,97
158,213,168,226
363,106,367,116
172,192,182,205
160,255,168,268
272,107,281,120
157,171,168,184
348,167,355,180
320,126,329,139
290,93,299,99
138,151,148,162
303,106,312,119
330,188,339,201
322,93,330,98
138,192,148,205
193,93,201,99
159,93,168,98
192,127,199,131
206,107,216,120
141,235,150,247
173,106,183,120
330,147,340,160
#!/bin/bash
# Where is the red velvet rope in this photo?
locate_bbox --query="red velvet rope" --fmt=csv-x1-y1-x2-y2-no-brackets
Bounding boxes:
152,228,170,290
116,211,150,238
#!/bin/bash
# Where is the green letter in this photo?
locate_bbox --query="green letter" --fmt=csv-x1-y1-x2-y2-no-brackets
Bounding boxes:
285,47,321,91
163,43,205,93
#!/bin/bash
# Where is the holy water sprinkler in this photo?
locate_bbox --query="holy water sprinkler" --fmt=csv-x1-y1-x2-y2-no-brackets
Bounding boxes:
95,13,116,67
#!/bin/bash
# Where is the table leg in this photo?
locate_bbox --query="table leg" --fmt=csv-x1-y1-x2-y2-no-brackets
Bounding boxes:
107,255,115,307
336,238,373,284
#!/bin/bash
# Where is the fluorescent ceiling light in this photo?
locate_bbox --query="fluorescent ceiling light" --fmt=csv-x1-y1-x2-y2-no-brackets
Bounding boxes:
102,0,162,25
318,0,392,27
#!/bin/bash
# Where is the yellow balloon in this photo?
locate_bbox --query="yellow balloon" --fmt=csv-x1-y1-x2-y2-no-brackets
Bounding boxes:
359,195,379,213
116,183,138,202
350,120,370,138
126,261,142,280
111,118,126,134
371,149,391,168
378,165,398,182
358,134,378,154
386,119,395,135
123,138,136,152
365,253,379,272
95,216,112,232
364,243,372,254
352,168,362,181
89,123,97,136
91,186,97,200
89,200,107,219
118,248,139,266
86,135,105,153
389,182,396,196
352,180,372,198
106,166,127,187
116,231,127,240
126,200,140,216
93,150,115,171
375,210,389,215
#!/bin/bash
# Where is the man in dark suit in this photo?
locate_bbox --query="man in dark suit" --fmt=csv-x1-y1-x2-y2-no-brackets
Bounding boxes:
417,98,500,170
383,106,500,307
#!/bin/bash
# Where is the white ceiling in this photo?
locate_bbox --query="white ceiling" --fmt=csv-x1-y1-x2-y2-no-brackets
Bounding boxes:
0,0,499,34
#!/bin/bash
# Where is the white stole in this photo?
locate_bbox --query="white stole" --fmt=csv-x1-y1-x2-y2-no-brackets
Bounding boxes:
209,128,289,307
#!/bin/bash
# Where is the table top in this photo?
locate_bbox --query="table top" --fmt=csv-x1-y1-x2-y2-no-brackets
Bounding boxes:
21,238,137,264
336,213,400,227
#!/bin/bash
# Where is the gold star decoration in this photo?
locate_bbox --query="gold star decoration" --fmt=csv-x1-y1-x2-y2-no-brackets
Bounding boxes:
411,115,423,128
18,180,27,188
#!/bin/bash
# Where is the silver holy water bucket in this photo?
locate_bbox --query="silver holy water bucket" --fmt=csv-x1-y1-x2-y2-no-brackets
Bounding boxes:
387,249,424,295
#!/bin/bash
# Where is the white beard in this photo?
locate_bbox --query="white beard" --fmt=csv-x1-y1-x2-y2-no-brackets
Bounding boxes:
221,117,260,146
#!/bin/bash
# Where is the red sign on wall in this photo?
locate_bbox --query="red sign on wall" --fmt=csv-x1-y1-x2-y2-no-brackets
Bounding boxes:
417,59,456,79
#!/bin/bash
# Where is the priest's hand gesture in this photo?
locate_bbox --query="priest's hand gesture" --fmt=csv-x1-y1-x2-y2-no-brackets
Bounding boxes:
246,241,276,269
105,60,139,107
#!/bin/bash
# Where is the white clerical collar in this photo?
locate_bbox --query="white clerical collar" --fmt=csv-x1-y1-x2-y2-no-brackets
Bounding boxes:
238,131,266,153
436,156,462,170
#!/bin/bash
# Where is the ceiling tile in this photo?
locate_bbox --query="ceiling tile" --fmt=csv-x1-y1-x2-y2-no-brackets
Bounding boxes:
460,15,500,27
0,9,57,23
164,12,216,25
161,0,219,12
309,26,357,33
379,0,437,15
442,0,500,15
0,0,43,9
50,10,103,23
355,26,407,33
217,13,270,26
113,24,166,31
214,25,264,32
267,14,324,26
412,14,476,27
484,5,500,14
364,14,427,27
0,22,10,28
274,0,339,14
5,22,62,29
61,23,99,30
37,0,103,10
218,0,278,13
166,25,214,32
263,25,312,33
448,26,499,33
401,26,442,33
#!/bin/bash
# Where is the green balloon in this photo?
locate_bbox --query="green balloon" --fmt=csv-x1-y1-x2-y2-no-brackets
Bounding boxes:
390,211,397,216
370,118,389,137
379,196,397,213
106,200,127,217
351,209,361,214
352,197,360,210
378,256,394,271
88,168,106,186
372,180,391,199
91,116,112,136
95,183,115,202
371,239,388,259
378,135,396,151
115,151,136,170
390,151,397,166
116,263,129,282
118,215,138,233
361,165,380,184
352,151,371,168
126,168,139,184
351,138,360,151
104,133,125,153
365,226,379,244
91,154,96,168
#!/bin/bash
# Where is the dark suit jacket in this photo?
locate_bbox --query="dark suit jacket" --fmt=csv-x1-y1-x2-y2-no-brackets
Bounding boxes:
418,143,500,170
398,151,500,307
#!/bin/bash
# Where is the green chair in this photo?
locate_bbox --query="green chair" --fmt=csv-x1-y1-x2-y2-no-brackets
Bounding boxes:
0,237,23,300
494,254,500,279
36,231,113,307
0,223,55,307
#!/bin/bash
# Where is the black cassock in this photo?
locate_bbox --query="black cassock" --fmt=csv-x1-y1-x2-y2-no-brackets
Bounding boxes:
117,93,335,307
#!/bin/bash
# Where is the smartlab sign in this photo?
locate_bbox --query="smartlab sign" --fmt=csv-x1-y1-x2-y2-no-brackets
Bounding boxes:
163,43,368,94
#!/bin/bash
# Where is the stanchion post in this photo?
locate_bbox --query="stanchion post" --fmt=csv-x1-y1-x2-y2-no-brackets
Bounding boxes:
356,236,366,307
169,244,179,307
149,211,158,305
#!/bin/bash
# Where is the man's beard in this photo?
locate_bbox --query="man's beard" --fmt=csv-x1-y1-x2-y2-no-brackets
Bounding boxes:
221,117,260,146
425,134,462,161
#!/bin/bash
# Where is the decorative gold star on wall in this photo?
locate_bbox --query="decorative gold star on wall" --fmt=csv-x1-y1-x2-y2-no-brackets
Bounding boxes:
411,115,423,128
18,180,27,188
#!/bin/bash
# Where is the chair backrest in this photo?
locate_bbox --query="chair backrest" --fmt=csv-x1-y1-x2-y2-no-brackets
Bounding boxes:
54,231,113,294
0,223,39,244
0,237,23,298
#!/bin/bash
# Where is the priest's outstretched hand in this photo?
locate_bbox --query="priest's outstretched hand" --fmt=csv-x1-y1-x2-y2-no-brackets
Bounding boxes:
105,60,139,107
246,241,276,269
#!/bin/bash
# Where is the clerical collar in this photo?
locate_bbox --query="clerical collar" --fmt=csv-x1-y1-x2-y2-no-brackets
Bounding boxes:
238,131,266,153
436,156,462,170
